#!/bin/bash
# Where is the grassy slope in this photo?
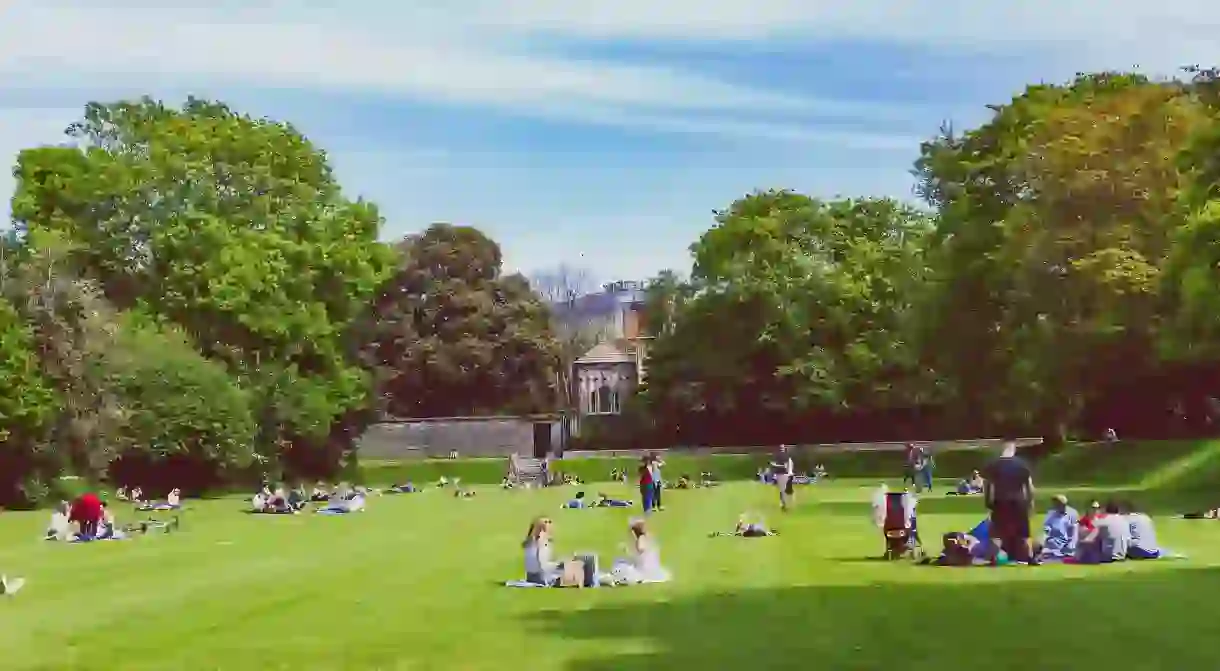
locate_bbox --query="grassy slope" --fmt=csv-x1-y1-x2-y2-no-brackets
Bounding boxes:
1,479,1219,670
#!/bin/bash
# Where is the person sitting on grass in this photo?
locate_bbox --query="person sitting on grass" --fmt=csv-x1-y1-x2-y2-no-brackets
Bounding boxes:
611,519,671,584
1037,494,1080,560
70,491,105,539
1069,500,1129,564
286,486,308,511
952,470,985,495
595,492,632,508
453,486,476,499
1123,500,1163,560
813,464,828,480
710,514,779,537
523,517,559,585
562,491,589,509
699,471,721,487
310,483,331,502
501,475,515,489
128,487,146,506
675,475,693,489
46,502,71,541
562,473,583,486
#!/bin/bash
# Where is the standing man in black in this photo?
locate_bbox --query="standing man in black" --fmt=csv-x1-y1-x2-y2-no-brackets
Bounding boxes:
981,440,1036,564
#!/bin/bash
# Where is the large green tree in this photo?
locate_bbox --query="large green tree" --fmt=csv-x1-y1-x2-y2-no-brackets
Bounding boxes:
646,191,933,417
364,224,560,418
915,73,1209,434
10,97,394,469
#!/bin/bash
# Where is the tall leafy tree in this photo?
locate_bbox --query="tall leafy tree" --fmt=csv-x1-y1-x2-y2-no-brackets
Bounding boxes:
915,73,1209,434
647,191,933,417
365,224,560,418
10,97,394,467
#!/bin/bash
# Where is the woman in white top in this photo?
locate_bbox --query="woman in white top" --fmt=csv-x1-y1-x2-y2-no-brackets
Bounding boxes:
613,519,671,584
523,517,558,585
1123,500,1162,559
46,502,71,541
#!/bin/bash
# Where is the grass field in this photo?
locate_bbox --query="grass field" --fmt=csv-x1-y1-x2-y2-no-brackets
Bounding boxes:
2,477,1219,671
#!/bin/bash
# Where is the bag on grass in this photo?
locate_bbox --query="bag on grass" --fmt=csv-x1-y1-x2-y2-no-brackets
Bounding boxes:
560,560,586,587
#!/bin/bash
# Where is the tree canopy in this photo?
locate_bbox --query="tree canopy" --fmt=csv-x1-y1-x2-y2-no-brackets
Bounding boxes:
4,68,1220,503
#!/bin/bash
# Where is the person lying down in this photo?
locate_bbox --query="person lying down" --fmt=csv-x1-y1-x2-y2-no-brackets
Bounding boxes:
136,488,182,511
317,489,366,514
710,514,779,537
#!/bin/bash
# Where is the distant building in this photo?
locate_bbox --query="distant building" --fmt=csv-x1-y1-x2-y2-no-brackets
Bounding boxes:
563,280,653,426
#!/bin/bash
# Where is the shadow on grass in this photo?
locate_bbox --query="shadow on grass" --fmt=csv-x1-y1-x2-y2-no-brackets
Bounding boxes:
526,566,1220,671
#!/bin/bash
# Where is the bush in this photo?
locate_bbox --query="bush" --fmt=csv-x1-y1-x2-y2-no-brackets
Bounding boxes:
104,317,258,493
0,298,59,508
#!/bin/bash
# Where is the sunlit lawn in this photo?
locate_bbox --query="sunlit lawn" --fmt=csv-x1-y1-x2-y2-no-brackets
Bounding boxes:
1,479,1218,670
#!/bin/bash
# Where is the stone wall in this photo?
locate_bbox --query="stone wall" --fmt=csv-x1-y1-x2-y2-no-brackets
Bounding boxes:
356,416,562,460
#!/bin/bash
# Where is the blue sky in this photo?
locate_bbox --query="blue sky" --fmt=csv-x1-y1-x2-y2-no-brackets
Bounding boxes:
1,1,1217,284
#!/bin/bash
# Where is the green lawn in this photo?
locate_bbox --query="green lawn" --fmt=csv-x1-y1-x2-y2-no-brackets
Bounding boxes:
1,479,1219,670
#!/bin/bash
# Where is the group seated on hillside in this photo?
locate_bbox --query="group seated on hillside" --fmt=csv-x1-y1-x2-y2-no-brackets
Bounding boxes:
710,514,779,537
949,470,985,495
251,486,308,514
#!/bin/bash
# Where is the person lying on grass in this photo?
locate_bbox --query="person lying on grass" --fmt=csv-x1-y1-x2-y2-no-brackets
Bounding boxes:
596,493,632,508
386,482,420,494
710,514,779,537
561,491,589,509
453,485,476,499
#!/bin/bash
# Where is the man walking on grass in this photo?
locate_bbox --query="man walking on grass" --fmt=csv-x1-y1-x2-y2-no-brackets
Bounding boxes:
772,445,795,512
982,439,1037,565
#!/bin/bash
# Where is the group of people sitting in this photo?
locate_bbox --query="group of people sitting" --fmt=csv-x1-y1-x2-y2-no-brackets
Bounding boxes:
115,487,183,511
513,517,671,587
45,491,181,542
915,494,1172,566
251,483,368,514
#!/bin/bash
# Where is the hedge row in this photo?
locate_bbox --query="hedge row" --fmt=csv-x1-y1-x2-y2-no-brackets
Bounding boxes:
353,440,1220,487
355,448,996,485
